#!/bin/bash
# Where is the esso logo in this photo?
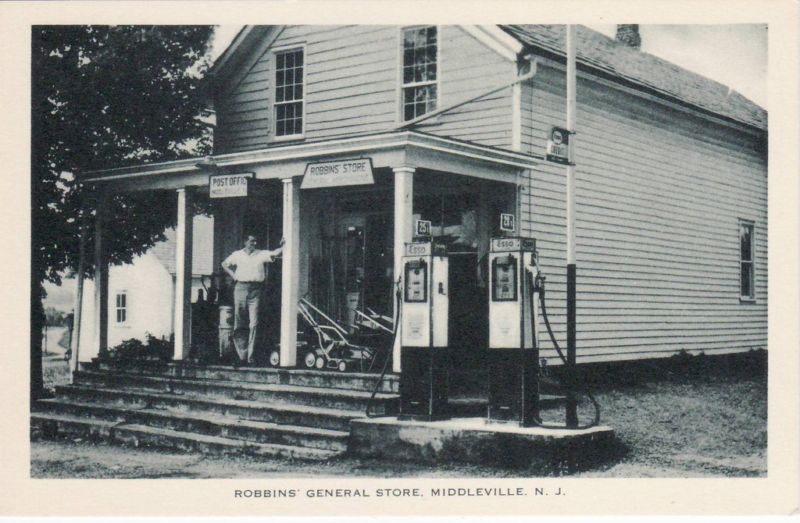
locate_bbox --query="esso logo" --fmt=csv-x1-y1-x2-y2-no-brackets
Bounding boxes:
496,239,517,249
408,245,428,255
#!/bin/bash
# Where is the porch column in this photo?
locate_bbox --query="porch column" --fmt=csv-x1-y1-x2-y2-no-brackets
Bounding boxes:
279,177,300,367
392,166,415,373
92,194,109,358
173,188,193,360
70,215,88,372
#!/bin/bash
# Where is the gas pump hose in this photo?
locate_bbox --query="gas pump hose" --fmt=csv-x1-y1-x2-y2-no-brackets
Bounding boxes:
365,279,402,418
530,271,601,429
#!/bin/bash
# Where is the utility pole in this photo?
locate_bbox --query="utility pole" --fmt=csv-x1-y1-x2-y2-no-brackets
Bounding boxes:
565,24,579,428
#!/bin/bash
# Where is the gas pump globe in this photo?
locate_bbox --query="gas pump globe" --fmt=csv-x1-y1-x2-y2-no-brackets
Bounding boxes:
487,236,541,426
398,240,450,421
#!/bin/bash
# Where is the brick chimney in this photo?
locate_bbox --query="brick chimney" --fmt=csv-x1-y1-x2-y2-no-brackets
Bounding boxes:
616,24,641,49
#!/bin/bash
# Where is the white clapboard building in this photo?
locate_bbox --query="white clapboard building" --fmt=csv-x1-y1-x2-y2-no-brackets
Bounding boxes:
77,215,214,350
74,24,767,369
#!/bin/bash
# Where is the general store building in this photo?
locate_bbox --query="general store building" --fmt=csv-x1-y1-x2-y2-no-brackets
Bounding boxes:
75,24,768,374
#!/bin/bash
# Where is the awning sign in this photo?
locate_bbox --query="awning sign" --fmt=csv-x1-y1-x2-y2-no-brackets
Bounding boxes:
209,173,253,198
301,158,374,189
545,126,572,165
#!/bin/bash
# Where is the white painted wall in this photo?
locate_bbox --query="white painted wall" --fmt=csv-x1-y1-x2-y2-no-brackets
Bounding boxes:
78,253,173,361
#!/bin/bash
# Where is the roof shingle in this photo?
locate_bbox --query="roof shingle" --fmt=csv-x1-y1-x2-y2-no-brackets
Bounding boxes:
501,25,767,131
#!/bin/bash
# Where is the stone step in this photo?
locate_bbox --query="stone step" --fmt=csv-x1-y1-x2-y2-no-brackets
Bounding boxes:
114,424,341,461
55,384,369,432
30,412,117,441
74,370,399,413
166,364,400,394
448,395,566,417
89,360,400,394
31,413,340,461
34,398,349,451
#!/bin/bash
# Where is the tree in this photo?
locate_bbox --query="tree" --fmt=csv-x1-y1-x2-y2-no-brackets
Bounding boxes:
31,26,215,400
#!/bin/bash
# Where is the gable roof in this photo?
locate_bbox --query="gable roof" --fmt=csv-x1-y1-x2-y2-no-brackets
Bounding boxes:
501,25,767,131
209,25,767,133
150,215,215,276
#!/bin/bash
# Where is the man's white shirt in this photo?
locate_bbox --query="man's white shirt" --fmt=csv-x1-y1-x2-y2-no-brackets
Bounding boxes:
222,248,279,283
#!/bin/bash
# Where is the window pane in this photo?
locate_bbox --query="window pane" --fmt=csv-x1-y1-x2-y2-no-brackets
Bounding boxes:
740,223,753,261
741,262,753,298
403,65,414,84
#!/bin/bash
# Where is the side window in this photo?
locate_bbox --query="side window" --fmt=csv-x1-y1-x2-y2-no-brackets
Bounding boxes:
115,292,127,324
402,26,438,122
274,48,304,138
739,220,755,300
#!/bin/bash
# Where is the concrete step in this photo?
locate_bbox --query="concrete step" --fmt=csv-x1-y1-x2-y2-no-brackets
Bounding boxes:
31,412,340,461
54,384,369,432
74,370,399,413
167,364,400,394
448,395,566,417
34,398,349,451
90,360,400,394
114,424,341,461
30,412,116,441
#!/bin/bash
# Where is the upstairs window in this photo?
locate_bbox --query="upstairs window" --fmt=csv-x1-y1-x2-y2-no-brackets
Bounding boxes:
115,292,127,324
402,26,438,121
274,48,304,138
739,220,755,300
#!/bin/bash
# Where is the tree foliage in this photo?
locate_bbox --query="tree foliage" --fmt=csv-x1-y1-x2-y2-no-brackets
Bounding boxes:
32,25,215,284
31,26,215,398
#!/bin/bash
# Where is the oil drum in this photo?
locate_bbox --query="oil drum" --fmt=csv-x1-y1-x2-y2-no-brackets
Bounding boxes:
218,305,234,358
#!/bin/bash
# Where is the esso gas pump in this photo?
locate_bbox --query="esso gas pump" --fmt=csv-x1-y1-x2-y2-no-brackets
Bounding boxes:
487,236,542,426
398,240,450,421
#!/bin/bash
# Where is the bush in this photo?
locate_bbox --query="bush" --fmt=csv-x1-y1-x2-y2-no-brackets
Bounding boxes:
105,334,172,363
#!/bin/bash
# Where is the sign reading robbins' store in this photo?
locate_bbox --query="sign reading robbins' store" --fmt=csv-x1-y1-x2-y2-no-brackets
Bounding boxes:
301,158,374,189
209,173,253,198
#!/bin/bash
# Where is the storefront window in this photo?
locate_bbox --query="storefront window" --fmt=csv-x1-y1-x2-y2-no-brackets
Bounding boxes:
414,193,479,251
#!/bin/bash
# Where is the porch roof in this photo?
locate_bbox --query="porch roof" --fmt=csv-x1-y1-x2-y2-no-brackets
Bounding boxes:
80,131,542,193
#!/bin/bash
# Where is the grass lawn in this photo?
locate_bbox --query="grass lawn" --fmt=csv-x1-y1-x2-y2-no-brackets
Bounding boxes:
32,351,766,478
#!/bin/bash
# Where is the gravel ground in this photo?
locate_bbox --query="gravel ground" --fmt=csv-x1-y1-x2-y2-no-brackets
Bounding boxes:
32,352,767,478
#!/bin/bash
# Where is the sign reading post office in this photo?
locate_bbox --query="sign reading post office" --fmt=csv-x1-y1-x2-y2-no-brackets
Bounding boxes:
301,158,374,189
209,173,254,198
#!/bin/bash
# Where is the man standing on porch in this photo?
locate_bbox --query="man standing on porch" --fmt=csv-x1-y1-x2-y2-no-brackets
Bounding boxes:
221,235,284,366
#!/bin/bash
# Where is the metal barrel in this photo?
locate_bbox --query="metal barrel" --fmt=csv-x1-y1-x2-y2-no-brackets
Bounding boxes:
219,306,234,358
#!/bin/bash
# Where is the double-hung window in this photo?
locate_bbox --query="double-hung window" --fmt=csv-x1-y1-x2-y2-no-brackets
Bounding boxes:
402,26,438,122
115,292,127,324
274,48,304,138
739,220,755,300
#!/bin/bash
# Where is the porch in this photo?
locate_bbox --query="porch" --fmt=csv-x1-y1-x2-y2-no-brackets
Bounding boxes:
75,130,538,374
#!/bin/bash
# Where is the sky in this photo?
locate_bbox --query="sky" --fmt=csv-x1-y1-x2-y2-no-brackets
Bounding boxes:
44,23,768,312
